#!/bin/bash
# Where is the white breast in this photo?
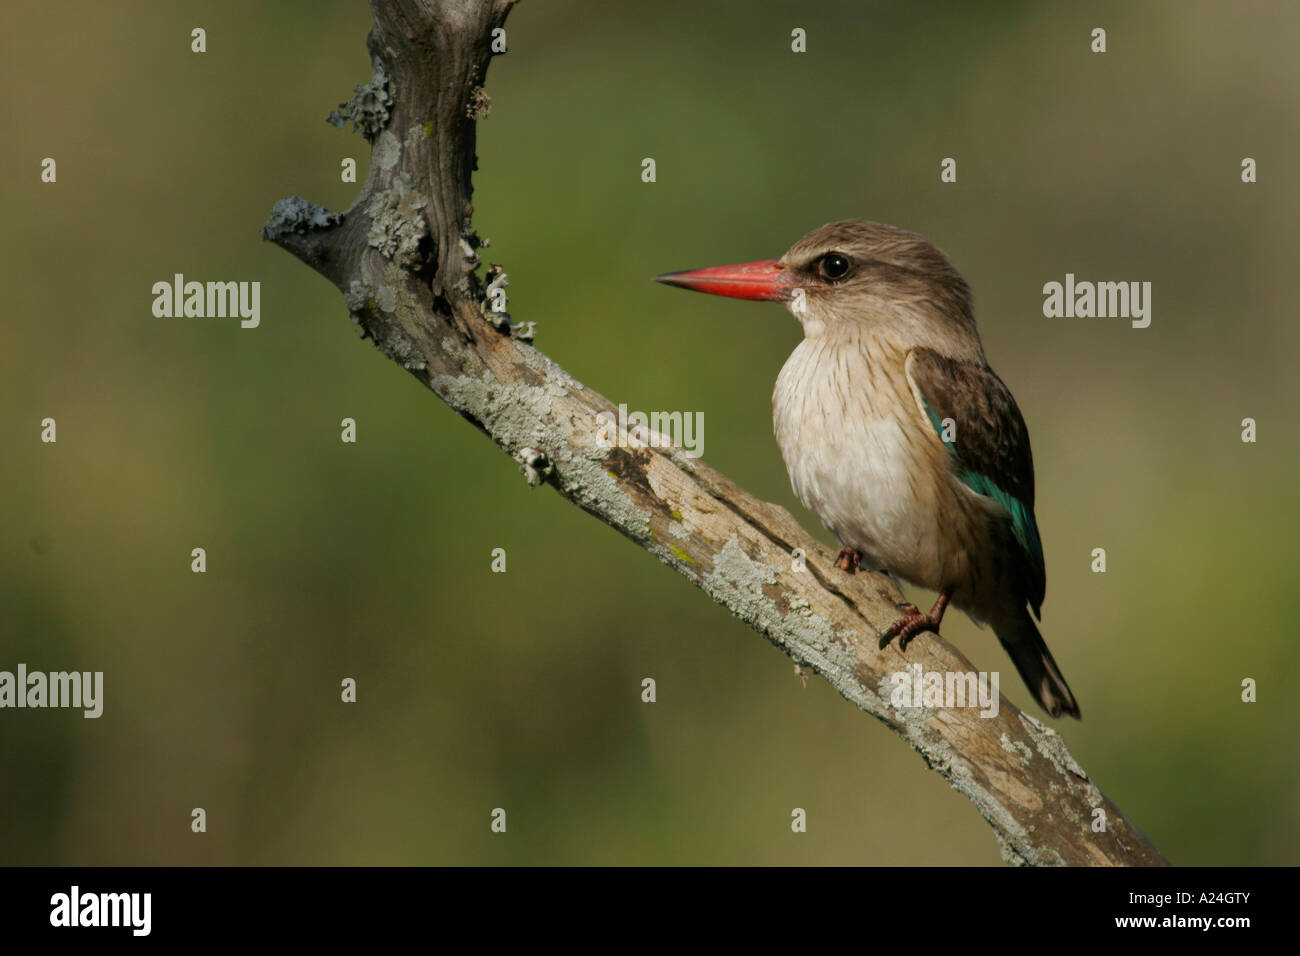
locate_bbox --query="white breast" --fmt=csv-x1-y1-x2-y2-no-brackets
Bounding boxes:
772,336,940,576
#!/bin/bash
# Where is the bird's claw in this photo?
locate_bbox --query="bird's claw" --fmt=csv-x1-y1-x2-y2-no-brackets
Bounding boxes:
879,588,952,651
834,547,860,573
878,612,942,652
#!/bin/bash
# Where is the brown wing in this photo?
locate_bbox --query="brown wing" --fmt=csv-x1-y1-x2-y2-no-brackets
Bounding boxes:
906,347,1046,615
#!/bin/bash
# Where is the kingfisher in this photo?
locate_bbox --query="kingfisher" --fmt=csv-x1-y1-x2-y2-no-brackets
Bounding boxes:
655,220,1080,719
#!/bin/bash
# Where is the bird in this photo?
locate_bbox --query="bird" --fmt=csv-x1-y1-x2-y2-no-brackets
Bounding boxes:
654,220,1080,719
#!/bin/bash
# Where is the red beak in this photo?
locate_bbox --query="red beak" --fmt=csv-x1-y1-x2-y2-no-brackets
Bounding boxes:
654,259,793,302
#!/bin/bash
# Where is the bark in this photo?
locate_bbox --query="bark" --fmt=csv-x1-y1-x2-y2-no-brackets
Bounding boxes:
263,0,1167,867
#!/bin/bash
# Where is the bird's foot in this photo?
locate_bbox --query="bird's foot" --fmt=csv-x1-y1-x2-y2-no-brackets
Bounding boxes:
878,611,942,651
878,589,953,652
834,547,861,574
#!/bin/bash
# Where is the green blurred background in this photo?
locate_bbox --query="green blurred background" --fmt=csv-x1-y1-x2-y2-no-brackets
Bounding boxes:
2,0,1297,865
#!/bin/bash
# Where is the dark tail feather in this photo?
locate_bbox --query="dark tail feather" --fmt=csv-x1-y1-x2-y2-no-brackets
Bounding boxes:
994,608,1081,720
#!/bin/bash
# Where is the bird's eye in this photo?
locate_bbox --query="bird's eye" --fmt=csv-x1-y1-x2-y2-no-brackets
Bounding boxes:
818,253,850,280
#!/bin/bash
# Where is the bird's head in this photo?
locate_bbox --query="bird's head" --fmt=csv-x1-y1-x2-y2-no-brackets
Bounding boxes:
655,219,976,344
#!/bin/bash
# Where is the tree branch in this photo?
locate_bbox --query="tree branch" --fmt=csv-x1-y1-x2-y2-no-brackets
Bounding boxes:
263,0,1167,867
